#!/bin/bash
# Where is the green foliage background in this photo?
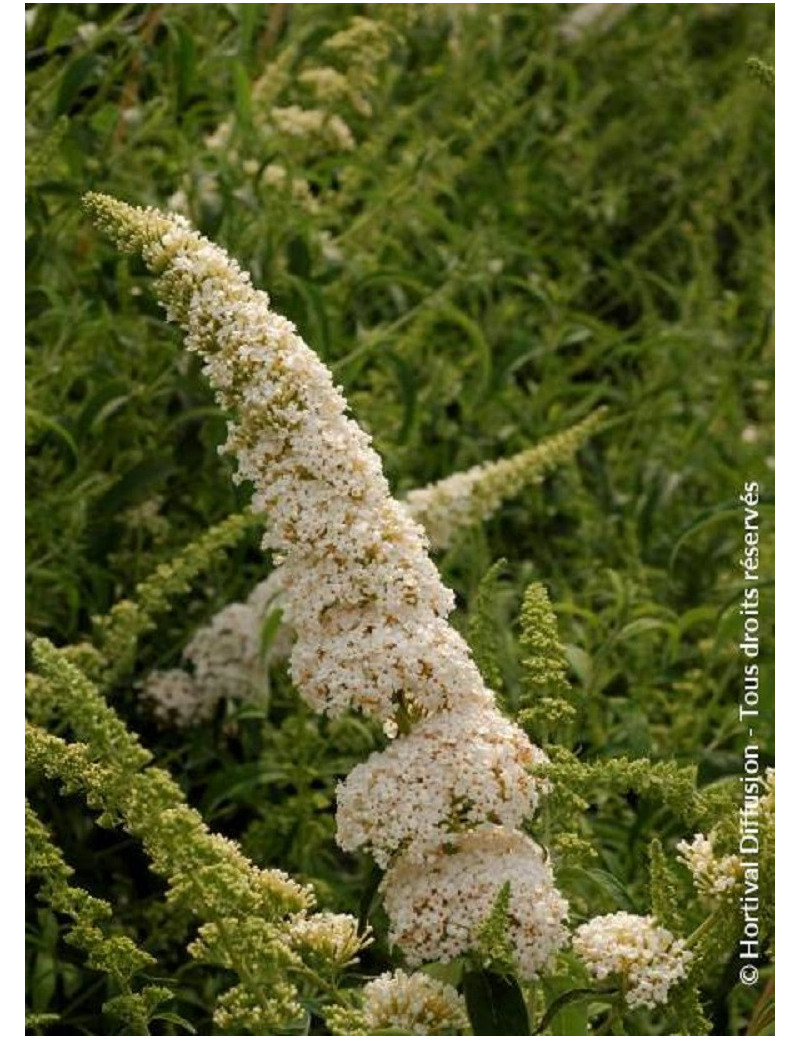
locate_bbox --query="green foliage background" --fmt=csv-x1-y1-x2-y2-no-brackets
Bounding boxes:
26,3,774,1035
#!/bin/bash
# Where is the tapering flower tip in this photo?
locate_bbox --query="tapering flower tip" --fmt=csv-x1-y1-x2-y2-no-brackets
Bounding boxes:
403,407,608,549
83,193,248,323
336,704,550,866
330,969,469,1036
181,822,315,914
83,192,177,255
572,912,691,1009
381,828,569,980
85,197,492,726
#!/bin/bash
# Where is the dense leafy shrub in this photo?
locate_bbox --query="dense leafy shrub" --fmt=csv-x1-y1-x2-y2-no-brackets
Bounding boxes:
26,5,773,1035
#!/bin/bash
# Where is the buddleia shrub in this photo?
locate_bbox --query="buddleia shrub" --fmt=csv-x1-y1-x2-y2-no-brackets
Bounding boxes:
26,5,773,1035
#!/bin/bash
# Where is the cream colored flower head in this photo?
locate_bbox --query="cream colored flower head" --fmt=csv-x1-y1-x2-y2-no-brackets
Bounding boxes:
329,969,469,1036
381,828,568,979
573,912,691,1009
286,912,368,972
676,833,743,901
142,668,206,726
336,704,550,866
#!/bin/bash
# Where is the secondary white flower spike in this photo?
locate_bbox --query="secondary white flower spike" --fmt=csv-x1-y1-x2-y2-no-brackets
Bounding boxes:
572,912,691,1009
85,193,489,724
404,408,606,550
142,571,289,726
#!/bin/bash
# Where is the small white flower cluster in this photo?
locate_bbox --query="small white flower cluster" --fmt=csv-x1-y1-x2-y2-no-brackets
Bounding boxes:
270,106,355,151
286,911,368,971
141,668,201,727
336,704,550,866
142,571,286,726
300,67,372,117
86,193,565,979
676,833,743,901
572,912,691,1009
677,768,775,902
185,602,262,699
382,829,569,980
335,969,470,1036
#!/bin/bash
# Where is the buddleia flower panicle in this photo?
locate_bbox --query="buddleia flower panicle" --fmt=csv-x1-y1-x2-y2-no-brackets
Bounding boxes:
83,192,492,727
572,912,691,1009
84,193,564,978
26,803,170,1034
518,580,572,699
26,720,366,1033
143,569,288,726
26,631,369,1030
